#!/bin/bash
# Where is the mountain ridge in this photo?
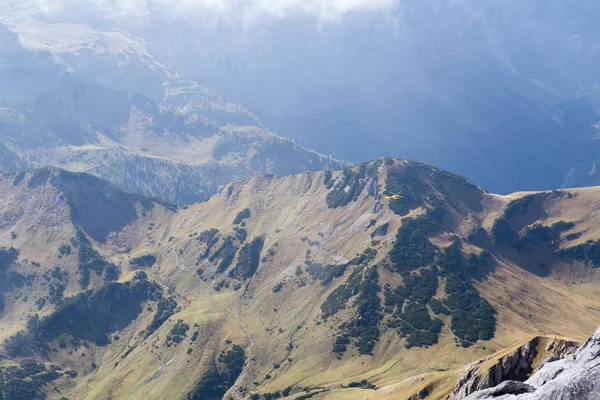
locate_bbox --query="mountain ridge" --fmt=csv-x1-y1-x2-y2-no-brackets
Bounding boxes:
1,159,600,399
0,22,343,205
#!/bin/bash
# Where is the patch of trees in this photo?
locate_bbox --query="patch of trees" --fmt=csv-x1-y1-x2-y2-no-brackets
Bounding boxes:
233,209,251,225
465,251,492,273
27,169,51,188
443,276,496,346
366,159,383,178
0,247,19,312
491,195,539,245
370,223,389,238
228,237,264,279
491,217,515,244
211,237,238,274
326,167,367,209
503,195,535,220
12,171,26,186
350,267,383,354
398,302,443,348
384,268,438,310
321,269,363,319
515,221,576,251
74,229,119,288
0,360,73,400
305,262,348,286
323,170,333,186
556,240,600,267
48,282,66,305
199,229,219,243
436,241,497,346
383,268,442,348
146,297,178,338
347,380,377,390
309,248,377,287
58,244,71,256
40,267,69,306
385,237,496,348
323,267,383,355
388,203,444,271
234,227,247,243
130,254,157,268
4,281,163,357
467,225,487,243
166,320,190,345
134,271,148,280
187,345,245,400
384,163,431,216
199,230,221,260
272,282,284,293
428,299,450,315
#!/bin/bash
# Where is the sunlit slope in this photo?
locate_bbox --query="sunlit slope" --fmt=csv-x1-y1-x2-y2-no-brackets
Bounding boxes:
2,160,600,399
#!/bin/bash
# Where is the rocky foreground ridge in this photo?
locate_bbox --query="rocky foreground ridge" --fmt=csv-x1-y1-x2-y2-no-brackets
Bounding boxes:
465,325,600,399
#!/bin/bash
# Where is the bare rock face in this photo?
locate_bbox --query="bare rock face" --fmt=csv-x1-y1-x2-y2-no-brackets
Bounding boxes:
465,325,600,400
450,336,578,400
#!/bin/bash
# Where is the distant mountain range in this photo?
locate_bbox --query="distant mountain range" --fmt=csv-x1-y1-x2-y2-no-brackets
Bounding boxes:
72,0,600,194
0,21,341,204
5,1,600,196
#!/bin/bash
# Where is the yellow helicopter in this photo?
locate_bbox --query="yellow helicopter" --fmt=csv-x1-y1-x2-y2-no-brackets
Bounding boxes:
384,192,402,201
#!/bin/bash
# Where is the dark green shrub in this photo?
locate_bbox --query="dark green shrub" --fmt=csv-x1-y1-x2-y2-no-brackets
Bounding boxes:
130,255,157,268
233,209,251,225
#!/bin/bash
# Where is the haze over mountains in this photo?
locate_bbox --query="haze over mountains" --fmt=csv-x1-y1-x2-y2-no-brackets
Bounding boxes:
5,0,600,194
0,17,340,204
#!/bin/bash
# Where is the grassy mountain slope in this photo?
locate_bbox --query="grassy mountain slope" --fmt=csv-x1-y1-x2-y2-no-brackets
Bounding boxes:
1,160,600,399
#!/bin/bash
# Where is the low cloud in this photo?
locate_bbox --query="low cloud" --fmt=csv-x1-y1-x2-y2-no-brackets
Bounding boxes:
21,0,395,23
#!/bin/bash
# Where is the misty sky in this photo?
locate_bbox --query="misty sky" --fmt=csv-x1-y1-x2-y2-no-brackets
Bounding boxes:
7,0,396,23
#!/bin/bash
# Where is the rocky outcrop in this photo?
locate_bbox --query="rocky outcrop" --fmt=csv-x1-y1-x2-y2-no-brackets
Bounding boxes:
465,325,600,399
450,336,578,400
